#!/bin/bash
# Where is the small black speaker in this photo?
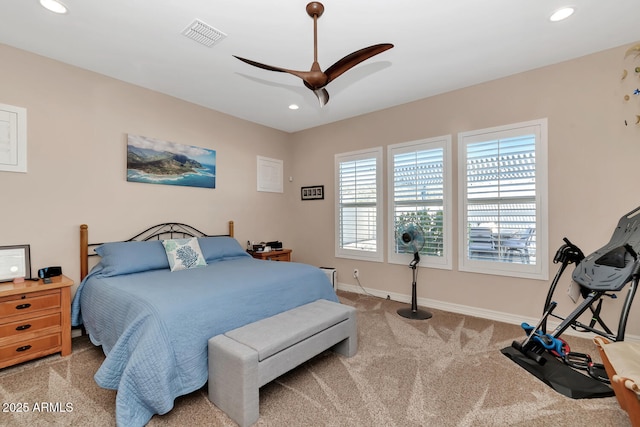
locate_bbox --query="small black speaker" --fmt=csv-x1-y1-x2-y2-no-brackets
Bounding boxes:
38,266,62,279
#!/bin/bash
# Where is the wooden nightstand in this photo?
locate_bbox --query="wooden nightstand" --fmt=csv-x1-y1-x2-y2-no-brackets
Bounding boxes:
0,274,74,369
249,249,292,262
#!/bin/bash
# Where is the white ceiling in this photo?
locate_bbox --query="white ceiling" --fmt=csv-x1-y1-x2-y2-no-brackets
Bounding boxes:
2,1,640,133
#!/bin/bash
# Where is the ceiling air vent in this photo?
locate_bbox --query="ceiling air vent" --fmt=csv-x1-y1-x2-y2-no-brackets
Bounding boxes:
182,19,227,47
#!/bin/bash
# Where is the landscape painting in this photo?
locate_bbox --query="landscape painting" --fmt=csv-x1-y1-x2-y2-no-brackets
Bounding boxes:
127,134,216,189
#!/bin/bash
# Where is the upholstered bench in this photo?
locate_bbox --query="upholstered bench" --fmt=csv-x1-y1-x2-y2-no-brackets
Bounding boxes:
207,299,357,427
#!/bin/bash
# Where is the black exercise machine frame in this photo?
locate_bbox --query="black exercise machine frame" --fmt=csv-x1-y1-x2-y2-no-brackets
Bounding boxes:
503,205,640,399
543,239,640,344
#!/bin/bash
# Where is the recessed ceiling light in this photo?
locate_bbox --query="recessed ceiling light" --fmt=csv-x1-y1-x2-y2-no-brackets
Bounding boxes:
550,7,574,22
288,104,300,110
40,0,68,14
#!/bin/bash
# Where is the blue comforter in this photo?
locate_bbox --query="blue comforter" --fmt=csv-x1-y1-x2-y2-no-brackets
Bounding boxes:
71,257,338,427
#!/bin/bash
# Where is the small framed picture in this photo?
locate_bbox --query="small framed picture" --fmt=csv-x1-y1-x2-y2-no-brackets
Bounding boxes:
0,244,31,282
301,185,324,200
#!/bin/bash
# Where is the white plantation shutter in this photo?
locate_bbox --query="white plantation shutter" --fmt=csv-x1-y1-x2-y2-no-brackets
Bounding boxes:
459,119,548,280
335,148,383,261
466,136,536,237
388,136,452,268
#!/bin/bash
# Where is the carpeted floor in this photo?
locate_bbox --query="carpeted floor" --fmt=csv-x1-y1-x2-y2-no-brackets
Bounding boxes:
0,291,630,426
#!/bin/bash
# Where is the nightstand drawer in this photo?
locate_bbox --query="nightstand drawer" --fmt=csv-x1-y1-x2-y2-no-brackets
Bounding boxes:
0,313,61,340
0,291,60,318
0,333,61,364
249,249,292,262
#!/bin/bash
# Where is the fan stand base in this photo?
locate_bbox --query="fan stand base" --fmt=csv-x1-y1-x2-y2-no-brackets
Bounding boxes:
397,307,432,320
397,257,432,320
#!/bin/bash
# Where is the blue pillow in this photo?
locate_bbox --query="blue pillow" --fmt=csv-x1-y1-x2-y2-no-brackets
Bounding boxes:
95,240,170,277
197,236,250,263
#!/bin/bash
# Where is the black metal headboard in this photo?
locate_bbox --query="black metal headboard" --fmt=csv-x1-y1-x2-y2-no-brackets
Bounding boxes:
127,223,216,242
80,221,234,279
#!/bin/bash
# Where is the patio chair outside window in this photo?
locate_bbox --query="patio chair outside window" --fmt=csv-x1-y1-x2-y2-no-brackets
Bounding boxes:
501,228,535,264
469,227,497,260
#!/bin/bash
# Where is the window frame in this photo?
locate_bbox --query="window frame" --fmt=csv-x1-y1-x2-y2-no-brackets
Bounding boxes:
457,119,549,280
387,136,452,269
335,147,384,262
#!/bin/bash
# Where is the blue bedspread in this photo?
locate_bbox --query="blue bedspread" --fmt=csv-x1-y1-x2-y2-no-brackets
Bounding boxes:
71,257,338,427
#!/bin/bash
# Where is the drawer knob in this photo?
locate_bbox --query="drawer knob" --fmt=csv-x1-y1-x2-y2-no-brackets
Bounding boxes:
16,345,32,352
15,303,31,310
15,324,32,331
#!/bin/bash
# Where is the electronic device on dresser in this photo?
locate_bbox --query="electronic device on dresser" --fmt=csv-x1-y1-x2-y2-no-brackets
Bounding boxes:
266,241,283,250
38,266,62,284
38,266,62,279
250,241,283,252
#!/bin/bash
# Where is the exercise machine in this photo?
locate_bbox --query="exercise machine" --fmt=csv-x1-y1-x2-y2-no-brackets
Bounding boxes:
502,205,640,398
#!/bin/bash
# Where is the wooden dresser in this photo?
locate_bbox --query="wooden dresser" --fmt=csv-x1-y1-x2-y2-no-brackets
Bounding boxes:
0,275,73,369
249,249,292,262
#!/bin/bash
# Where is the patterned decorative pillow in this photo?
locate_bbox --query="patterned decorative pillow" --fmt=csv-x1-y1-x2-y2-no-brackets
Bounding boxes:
162,238,207,272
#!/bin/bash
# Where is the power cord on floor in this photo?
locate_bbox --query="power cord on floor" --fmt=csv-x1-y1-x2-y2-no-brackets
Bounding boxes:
354,275,379,298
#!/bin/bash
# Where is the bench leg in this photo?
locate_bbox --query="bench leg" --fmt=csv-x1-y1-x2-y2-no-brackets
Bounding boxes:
331,314,358,357
209,335,259,427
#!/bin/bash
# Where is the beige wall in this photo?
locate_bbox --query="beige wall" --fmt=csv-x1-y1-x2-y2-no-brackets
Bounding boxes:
2,42,640,337
0,43,295,294
290,43,640,337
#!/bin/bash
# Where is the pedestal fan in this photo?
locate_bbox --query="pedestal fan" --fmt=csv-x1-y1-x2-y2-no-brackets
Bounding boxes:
396,222,432,320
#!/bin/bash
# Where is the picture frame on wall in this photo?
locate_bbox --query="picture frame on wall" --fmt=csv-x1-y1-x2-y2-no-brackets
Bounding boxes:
0,103,27,173
126,134,216,189
0,244,31,282
301,185,324,200
257,156,283,193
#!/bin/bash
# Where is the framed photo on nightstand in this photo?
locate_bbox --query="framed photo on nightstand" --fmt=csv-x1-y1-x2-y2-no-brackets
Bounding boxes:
0,244,31,282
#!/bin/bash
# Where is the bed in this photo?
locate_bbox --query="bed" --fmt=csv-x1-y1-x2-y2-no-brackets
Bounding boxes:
71,221,339,427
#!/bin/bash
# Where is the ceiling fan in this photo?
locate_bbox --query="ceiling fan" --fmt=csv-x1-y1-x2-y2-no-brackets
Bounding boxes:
233,2,393,107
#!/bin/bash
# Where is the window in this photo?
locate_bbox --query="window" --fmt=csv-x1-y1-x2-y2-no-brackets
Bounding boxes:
335,147,383,262
388,136,452,269
458,119,548,280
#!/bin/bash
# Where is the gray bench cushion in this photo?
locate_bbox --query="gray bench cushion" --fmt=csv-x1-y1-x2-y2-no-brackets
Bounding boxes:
208,298,357,427
225,299,350,361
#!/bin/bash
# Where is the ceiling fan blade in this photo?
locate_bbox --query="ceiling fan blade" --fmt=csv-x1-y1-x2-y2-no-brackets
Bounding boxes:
324,43,394,83
233,55,290,74
302,81,330,106
234,55,325,87
314,88,329,107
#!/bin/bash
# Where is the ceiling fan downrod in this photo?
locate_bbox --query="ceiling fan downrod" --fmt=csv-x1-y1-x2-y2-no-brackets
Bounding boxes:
306,2,324,66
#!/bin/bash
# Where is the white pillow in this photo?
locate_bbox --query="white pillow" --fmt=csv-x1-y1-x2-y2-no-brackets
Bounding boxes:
162,238,207,272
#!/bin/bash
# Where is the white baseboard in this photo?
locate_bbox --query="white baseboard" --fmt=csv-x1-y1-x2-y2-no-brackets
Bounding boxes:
336,282,640,342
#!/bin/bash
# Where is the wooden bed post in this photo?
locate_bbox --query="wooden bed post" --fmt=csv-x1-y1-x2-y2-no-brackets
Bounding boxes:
229,221,234,238
80,224,88,280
